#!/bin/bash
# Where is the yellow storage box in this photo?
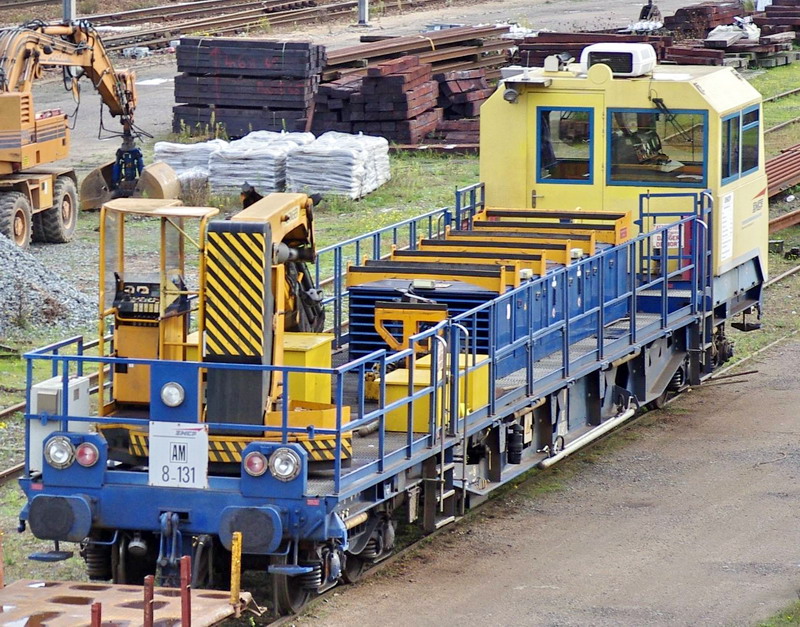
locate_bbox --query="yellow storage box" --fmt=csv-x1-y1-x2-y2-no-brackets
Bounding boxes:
415,353,490,413
282,332,334,404
384,368,443,433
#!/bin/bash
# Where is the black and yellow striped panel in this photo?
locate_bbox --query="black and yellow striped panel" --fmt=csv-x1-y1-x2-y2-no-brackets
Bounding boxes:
205,229,267,358
130,431,148,458
125,430,352,462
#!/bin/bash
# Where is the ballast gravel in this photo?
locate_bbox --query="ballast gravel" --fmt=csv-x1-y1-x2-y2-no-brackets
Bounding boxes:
0,233,96,336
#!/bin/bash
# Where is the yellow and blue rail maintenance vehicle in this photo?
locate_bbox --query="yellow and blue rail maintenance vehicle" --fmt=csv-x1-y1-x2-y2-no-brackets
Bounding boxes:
18,44,767,614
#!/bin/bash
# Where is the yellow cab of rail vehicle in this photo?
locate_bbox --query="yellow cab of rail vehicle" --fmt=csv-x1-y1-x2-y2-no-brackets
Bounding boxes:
481,43,768,293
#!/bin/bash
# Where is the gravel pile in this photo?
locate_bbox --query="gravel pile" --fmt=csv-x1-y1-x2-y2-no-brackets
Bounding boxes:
0,233,96,335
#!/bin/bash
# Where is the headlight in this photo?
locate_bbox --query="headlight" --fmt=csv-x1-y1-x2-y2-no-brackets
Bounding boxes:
44,436,75,469
160,382,185,408
268,448,301,482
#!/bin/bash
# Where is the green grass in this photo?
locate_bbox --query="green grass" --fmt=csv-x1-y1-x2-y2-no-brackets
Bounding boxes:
758,602,800,626
748,65,800,100
747,64,800,157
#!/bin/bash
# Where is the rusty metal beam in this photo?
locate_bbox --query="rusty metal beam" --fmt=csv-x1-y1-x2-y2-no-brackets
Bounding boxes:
769,208,800,233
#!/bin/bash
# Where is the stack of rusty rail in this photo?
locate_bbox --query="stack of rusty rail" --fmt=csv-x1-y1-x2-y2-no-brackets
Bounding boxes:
766,144,800,199
663,1,743,36
312,26,510,143
350,56,442,143
664,31,796,67
509,32,673,67
754,0,800,35
323,24,512,81
173,37,326,137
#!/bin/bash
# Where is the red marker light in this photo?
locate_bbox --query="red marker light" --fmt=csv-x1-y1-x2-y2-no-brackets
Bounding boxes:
76,442,99,467
243,451,267,477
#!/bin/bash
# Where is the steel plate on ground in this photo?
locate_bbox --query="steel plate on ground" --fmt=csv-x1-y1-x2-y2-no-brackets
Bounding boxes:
0,579,251,626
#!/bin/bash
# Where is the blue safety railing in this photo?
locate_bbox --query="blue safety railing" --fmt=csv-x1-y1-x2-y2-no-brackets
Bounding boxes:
23,188,711,500
314,206,454,348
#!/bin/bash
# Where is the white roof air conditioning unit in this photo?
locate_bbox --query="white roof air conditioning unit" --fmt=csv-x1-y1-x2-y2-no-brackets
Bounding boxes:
580,43,657,77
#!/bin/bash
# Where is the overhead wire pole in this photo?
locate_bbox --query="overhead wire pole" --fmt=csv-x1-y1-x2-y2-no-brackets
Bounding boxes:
358,0,369,25
64,0,76,22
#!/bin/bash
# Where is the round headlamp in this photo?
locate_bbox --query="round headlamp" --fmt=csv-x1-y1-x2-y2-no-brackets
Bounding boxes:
268,447,301,482
160,382,185,408
44,435,75,469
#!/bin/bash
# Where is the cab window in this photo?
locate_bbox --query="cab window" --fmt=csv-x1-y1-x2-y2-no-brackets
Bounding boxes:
537,107,593,184
723,107,760,184
607,109,707,187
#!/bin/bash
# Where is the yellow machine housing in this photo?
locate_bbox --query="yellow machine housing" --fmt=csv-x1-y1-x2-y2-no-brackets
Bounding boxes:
96,194,348,465
480,58,768,279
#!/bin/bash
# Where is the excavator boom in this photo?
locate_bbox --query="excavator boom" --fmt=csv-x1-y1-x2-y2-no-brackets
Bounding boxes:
0,20,178,248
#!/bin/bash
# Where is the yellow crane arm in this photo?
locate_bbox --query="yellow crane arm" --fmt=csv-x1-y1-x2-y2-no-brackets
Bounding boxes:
0,22,135,122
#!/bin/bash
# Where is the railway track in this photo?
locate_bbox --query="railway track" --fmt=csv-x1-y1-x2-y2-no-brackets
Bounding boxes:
0,0,446,52
101,0,359,52
0,0,56,11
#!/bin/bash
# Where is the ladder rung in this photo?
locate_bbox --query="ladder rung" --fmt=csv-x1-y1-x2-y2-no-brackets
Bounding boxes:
434,515,456,529
438,488,456,502
437,462,456,473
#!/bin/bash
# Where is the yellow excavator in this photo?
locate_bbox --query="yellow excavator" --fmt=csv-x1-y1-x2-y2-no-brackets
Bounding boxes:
0,20,179,248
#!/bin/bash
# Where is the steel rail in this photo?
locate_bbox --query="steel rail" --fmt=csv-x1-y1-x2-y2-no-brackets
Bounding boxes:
0,0,56,11
86,0,283,26
101,0,358,51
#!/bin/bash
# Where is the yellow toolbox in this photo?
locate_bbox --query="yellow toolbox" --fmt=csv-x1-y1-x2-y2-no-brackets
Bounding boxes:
384,367,444,433
282,333,334,404
415,353,490,413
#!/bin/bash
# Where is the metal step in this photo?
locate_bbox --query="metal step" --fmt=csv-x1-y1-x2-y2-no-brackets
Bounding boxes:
638,289,694,298
434,515,456,529
437,488,456,502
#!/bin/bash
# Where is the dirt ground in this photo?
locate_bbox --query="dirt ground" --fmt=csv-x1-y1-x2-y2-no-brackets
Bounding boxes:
297,340,800,626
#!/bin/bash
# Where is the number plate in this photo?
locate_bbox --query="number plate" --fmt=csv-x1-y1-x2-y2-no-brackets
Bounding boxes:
148,422,209,489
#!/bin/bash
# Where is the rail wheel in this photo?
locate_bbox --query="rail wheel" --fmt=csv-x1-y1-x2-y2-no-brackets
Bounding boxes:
342,553,369,584
646,391,669,410
39,177,77,243
0,191,32,248
271,554,314,615
111,534,157,585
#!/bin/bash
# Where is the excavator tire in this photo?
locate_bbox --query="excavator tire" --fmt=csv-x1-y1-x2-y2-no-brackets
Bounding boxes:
0,191,32,249
39,176,78,243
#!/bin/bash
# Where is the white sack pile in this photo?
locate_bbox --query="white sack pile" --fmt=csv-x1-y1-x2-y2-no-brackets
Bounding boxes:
153,139,229,175
286,132,391,200
208,132,315,195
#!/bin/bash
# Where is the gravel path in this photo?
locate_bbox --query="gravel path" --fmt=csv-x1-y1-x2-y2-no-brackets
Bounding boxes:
299,341,800,626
